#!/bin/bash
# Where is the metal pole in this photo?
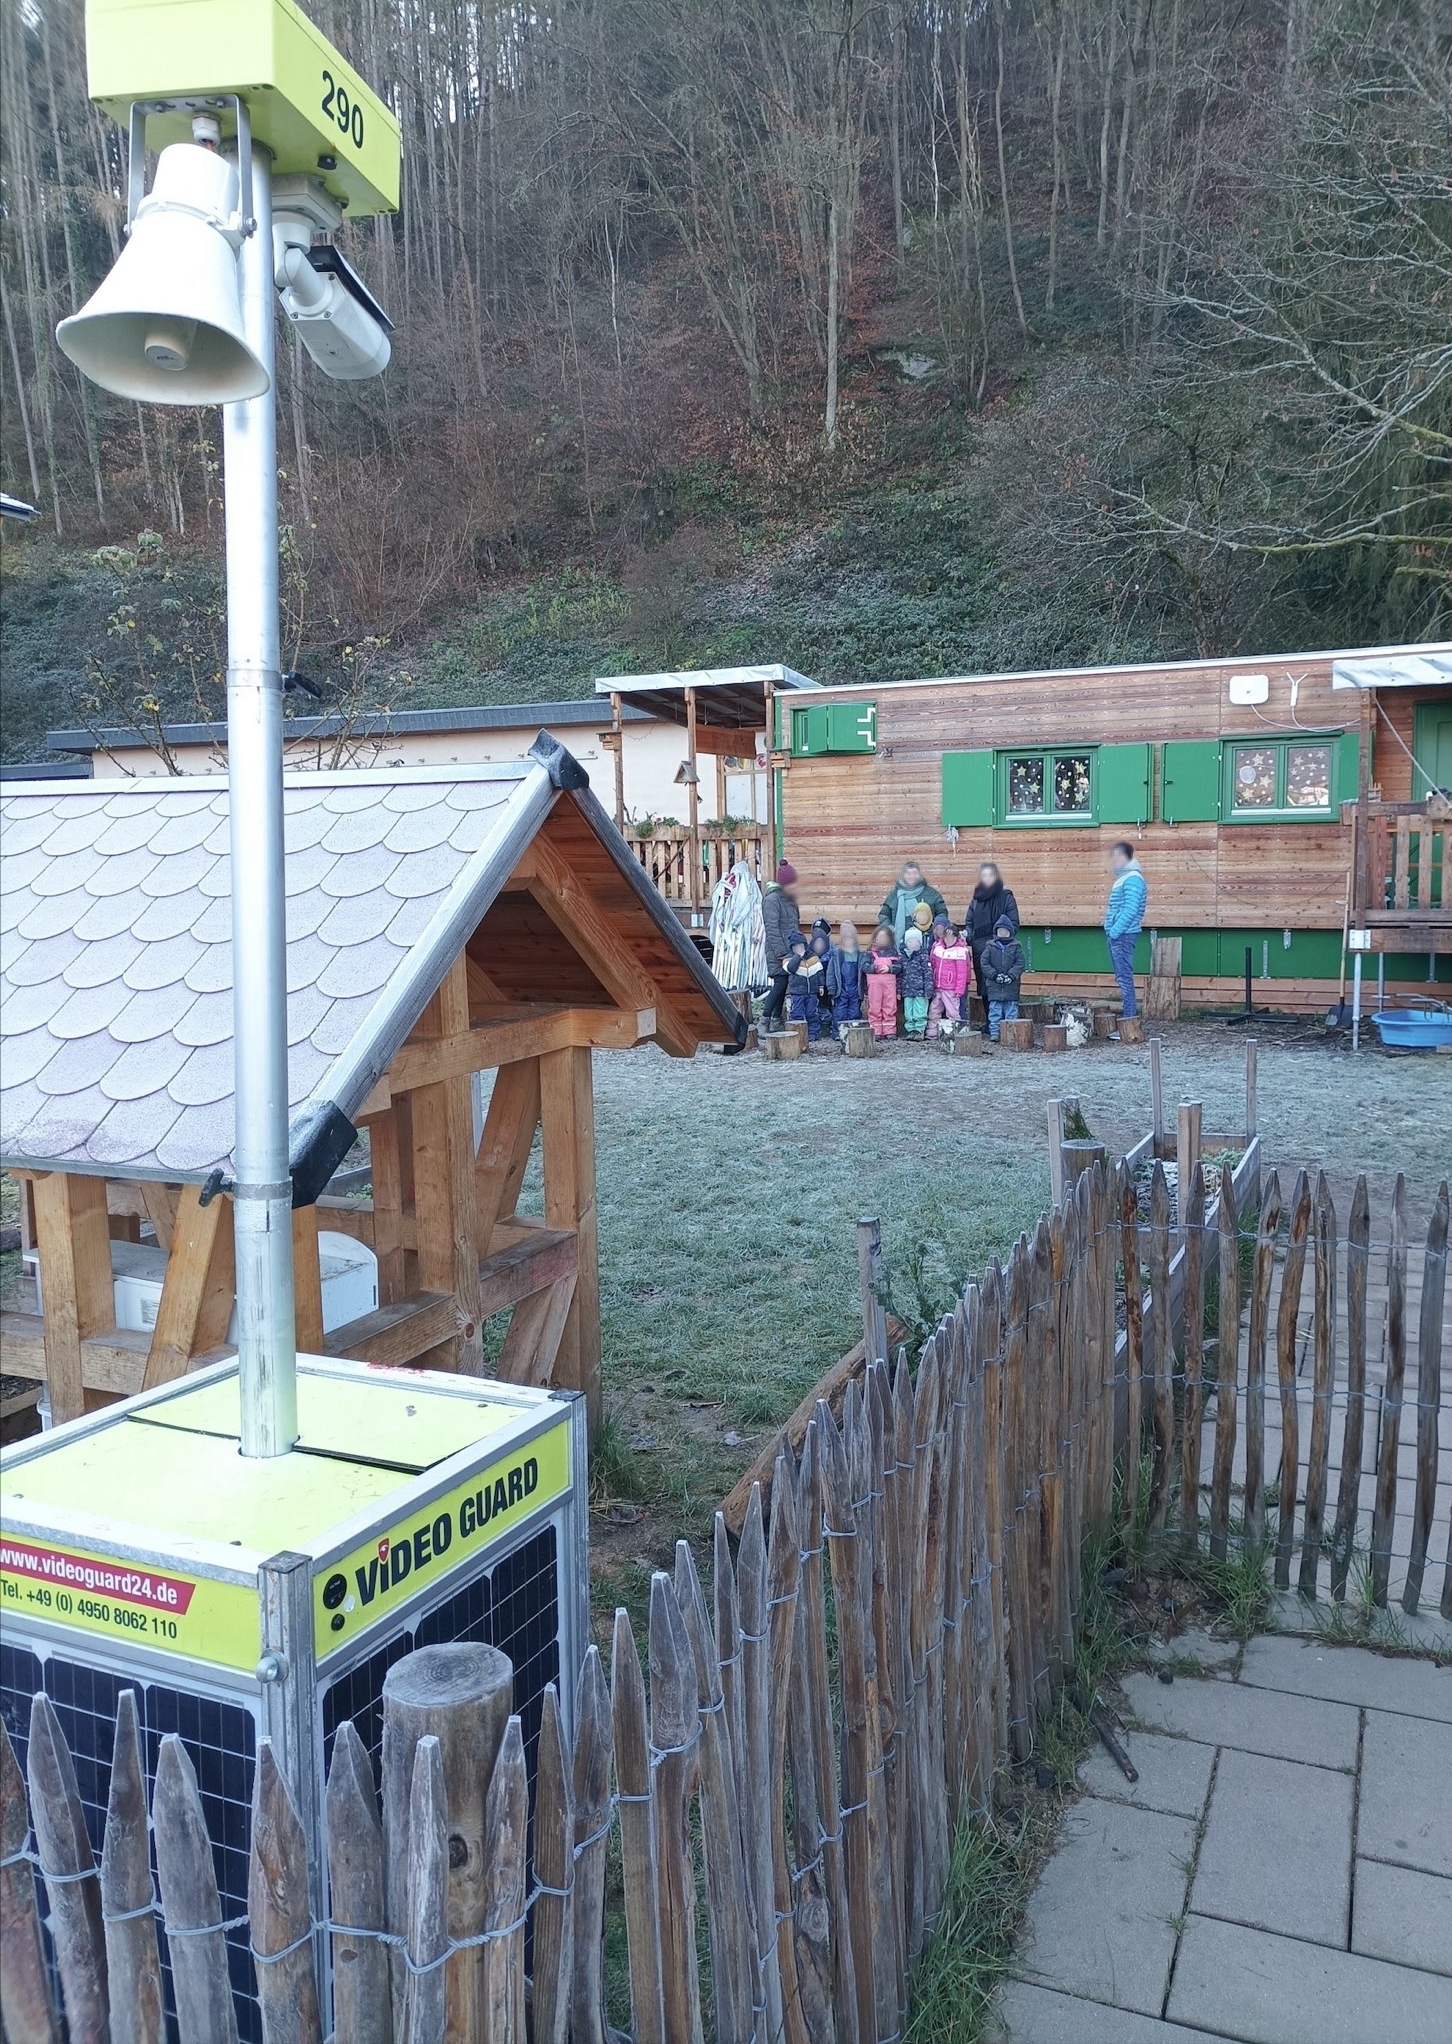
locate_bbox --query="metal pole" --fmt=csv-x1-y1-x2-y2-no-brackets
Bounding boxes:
685,684,702,925
1351,949,1363,1054
223,149,297,1458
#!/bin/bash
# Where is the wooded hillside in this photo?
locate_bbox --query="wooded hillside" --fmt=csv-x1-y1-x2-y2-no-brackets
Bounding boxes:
2,0,1448,760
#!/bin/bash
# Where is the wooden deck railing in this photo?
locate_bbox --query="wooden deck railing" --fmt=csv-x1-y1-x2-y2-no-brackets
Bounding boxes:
627,829,766,910
1358,800,1449,930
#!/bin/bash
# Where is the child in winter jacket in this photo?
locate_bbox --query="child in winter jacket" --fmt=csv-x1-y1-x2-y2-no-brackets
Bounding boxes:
980,915,1026,1041
787,933,830,1040
865,927,902,1039
928,922,971,1036
832,922,865,1030
900,926,935,1038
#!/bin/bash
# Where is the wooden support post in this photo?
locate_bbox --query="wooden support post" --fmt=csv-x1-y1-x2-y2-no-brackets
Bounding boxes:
1177,1102,1202,1242
496,1274,578,1388
1244,1037,1258,1139
369,1108,407,1305
685,685,702,921
540,1045,601,1432
140,1182,179,1251
291,1205,325,1353
143,1186,236,1390
1149,1037,1164,1153
763,680,778,878
1046,1098,1080,1207
410,963,483,1372
474,1058,542,1259
857,1218,888,1367
610,690,626,828
32,1172,114,1424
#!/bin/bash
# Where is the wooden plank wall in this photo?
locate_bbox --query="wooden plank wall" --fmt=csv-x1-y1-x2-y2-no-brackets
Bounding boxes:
781,660,1442,936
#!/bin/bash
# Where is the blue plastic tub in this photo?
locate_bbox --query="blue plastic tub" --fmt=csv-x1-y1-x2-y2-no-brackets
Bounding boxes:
1371,1008,1452,1049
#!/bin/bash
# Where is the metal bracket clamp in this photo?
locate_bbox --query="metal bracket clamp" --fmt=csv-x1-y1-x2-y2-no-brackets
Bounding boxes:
125,92,257,237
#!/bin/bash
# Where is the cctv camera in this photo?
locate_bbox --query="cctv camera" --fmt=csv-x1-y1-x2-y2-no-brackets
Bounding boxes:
272,185,392,382
275,241,391,379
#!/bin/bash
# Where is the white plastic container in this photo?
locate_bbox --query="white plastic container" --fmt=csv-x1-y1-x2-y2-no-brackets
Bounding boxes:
24,1232,378,1339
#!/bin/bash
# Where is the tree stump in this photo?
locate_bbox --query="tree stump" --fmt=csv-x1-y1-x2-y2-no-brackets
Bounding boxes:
1041,1024,1068,1053
1000,1019,1035,1051
946,1030,987,1056
840,1021,876,1058
967,994,987,1028
760,1027,804,1062
1092,1008,1117,1039
1118,1016,1145,1044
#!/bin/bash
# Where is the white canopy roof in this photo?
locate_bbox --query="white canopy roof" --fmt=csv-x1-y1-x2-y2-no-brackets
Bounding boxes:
1331,648,1452,689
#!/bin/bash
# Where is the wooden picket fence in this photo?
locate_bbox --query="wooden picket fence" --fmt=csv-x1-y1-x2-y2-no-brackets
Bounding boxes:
3,1150,1447,2043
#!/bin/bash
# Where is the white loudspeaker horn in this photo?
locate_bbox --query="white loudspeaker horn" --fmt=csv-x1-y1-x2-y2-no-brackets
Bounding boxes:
57,144,269,405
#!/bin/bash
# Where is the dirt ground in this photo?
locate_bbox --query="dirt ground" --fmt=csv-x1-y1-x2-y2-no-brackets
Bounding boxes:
580,1018,1451,1626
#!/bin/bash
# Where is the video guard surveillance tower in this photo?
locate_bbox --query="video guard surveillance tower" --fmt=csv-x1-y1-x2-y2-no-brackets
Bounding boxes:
7,7,589,2036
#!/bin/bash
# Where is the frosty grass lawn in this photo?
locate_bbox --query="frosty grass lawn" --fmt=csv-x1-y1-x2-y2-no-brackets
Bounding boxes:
547,1020,1452,1632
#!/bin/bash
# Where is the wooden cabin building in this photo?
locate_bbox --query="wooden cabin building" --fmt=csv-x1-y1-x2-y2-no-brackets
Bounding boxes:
772,644,1451,1009
0,735,743,1435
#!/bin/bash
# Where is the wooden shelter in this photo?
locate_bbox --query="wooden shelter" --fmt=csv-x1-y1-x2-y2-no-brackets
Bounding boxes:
598,666,819,923
772,643,1451,1011
0,735,743,1432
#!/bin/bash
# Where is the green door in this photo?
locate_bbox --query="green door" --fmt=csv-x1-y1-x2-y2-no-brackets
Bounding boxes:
1413,701,1452,801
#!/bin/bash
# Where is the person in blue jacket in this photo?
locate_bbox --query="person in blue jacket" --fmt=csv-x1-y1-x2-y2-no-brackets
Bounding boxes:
1103,841,1147,1019
832,921,865,1031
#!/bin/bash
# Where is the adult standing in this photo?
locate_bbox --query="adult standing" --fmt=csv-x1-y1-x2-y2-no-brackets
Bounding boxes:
1103,840,1147,1018
761,860,804,1032
878,859,948,945
962,861,1019,1033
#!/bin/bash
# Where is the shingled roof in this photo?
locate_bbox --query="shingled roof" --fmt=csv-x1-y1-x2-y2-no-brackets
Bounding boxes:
0,736,742,1191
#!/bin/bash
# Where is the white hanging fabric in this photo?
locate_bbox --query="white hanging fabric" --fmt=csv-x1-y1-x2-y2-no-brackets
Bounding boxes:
708,860,767,991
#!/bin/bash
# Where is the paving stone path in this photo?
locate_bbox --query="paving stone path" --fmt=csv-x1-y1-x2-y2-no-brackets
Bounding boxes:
989,1635,1452,2044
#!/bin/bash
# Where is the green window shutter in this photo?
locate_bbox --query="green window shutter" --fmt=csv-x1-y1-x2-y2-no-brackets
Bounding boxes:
827,701,877,752
942,749,994,826
1336,729,1359,807
791,704,831,756
1162,740,1221,823
1097,742,1152,823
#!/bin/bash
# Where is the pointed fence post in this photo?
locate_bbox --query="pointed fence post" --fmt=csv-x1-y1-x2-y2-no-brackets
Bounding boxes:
857,1219,888,1367
101,1690,164,2044
27,1694,107,2044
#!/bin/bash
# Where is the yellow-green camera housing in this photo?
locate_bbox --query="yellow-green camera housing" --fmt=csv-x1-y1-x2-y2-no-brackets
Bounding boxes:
85,0,400,216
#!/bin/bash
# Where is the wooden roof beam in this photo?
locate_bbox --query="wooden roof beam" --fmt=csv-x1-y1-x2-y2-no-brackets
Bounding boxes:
358,1004,654,1112
508,836,697,1057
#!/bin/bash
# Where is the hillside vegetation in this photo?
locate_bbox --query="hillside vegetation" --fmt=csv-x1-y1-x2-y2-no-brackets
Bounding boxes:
2,0,1448,762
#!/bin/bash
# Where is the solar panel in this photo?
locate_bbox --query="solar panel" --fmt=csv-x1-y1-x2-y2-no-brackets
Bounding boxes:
4,1513,569,2036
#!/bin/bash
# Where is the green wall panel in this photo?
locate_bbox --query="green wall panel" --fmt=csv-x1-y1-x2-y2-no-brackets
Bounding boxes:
1162,740,1222,821
942,749,994,826
1097,742,1153,824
